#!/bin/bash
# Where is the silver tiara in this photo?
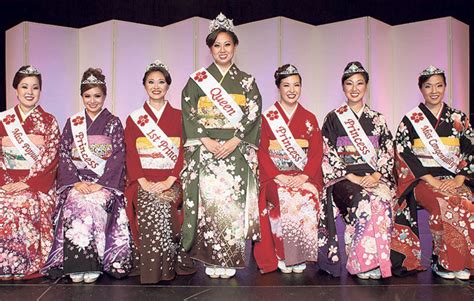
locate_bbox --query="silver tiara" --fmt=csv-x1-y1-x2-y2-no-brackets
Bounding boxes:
209,12,234,33
81,74,105,85
146,59,169,72
18,66,40,75
277,65,299,76
419,65,444,76
344,63,366,75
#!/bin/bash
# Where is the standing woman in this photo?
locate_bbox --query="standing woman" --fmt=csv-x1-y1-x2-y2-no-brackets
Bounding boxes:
124,60,195,284
42,68,132,283
0,65,60,280
391,66,473,280
254,65,323,274
321,62,395,279
181,13,262,279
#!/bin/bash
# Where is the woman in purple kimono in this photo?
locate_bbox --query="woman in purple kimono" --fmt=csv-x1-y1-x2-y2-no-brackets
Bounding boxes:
41,68,132,283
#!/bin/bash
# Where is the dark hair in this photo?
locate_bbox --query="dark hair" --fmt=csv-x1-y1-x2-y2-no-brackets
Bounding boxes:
12,65,42,90
142,67,172,86
418,73,446,89
341,61,369,85
80,68,107,95
274,64,302,87
206,29,239,48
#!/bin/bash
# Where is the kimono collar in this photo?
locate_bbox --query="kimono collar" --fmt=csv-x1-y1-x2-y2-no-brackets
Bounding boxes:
420,102,445,119
214,62,234,78
277,101,299,120
146,100,167,122
16,104,38,121
86,108,105,122
346,102,365,119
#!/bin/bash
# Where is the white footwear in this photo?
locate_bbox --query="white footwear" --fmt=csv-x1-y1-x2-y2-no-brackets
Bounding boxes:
291,263,307,274
69,272,85,283
356,271,370,279
432,264,455,280
205,266,219,279
368,268,381,279
83,272,100,283
277,260,292,274
220,268,236,279
454,269,470,280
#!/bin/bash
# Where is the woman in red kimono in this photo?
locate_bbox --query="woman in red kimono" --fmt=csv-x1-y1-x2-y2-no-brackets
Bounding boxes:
125,60,195,284
391,66,473,280
0,65,60,280
254,64,323,274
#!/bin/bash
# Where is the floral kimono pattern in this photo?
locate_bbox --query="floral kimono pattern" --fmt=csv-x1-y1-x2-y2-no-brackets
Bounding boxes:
0,105,60,279
42,109,132,279
321,104,395,278
181,63,262,268
391,103,474,276
254,102,323,273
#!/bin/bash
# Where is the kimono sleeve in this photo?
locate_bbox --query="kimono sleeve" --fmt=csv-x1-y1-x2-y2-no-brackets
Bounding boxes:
395,117,429,179
375,115,395,180
125,117,145,183
25,116,60,193
303,116,324,190
257,117,280,180
321,112,348,185
96,117,126,191
456,112,474,178
234,78,262,148
181,78,210,142
171,114,185,179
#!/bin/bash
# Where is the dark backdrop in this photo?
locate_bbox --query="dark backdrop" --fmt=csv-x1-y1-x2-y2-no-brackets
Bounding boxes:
1,0,472,115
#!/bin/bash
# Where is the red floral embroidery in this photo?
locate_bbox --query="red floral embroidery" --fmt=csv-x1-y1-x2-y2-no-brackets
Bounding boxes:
266,110,279,121
336,106,348,114
410,112,424,123
2,114,16,125
137,115,149,126
194,71,208,82
72,116,85,126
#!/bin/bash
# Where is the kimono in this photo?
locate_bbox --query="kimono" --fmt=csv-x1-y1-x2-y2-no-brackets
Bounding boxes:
321,104,395,278
392,103,474,276
125,102,194,284
0,105,60,279
42,109,132,279
254,102,323,273
181,63,262,268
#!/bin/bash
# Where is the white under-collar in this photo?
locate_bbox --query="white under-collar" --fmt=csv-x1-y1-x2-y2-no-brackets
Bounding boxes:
147,100,167,121
279,102,299,120
18,105,37,121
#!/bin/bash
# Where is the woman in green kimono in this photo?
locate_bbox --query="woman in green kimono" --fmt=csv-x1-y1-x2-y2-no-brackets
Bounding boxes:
180,13,262,279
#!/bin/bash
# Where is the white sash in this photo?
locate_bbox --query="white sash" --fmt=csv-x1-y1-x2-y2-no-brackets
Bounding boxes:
70,110,107,176
406,106,459,173
0,107,40,164
130,107,179,166
264,105,307,171
335,104,378,170
190,67,244,127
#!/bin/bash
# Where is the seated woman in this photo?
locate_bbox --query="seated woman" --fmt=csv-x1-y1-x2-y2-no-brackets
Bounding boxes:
321,61,395,279
41,68,132,283
124,60,195,284
391,65,473,280
0,65,60,280
254,64,323,274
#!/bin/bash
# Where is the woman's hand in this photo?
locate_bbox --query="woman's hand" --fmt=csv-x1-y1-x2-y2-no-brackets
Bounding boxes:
215,137,241,159
287,174,309,188
138,178,157,193
74,181,92,194
200,137,222,155
439,175,465,192
155,176,177,194
421,174,443,189
88,183,103,193
275,174,293,186
1,182,29,193
345,173,362,185
359,172,381,188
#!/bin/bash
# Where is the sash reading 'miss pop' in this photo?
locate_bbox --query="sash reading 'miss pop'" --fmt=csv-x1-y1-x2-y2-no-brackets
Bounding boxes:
335,104,378,170
406,106,459,173
191,68,243,127
70,110,107,176
0,107,40,165
264,105,307,171
130,107,179,167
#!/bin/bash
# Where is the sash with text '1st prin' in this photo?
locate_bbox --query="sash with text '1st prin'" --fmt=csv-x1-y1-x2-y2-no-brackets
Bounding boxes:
0,107,40,165
264,105,307,171
406,106,459,173
335,104,378,170
191,68,244,127
70,110,107,176
130,107,179,167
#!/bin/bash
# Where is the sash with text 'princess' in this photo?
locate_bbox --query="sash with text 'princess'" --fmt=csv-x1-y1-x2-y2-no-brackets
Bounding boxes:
264,105,307,171
0,107,40,165
70,110,106,176
406,106,459,173
130,107,179,167
191,68,244,127
335,104,378,170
